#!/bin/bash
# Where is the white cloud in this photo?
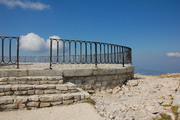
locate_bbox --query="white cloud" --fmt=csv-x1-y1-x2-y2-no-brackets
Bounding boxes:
20,33,46,51
46,36,63,51
166,52,180,57
20,33,62,52
0,0,50,10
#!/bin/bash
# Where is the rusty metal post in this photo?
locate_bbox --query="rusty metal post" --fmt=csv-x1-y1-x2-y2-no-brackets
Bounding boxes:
122,47,125,67
17,38,20,69
95,43,97,68
50,39,53,69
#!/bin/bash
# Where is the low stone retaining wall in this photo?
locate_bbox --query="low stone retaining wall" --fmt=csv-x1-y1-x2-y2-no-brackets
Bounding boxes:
0,65,134,91
0,64,134,111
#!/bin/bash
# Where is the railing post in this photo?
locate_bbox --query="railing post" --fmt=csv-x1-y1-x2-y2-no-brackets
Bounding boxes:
50,39,53,69
122,47,125,67
56,40,59,63
9,39,12,63
63,40,65,63
17,38,19,69
1,38,4,63
95,43,97,68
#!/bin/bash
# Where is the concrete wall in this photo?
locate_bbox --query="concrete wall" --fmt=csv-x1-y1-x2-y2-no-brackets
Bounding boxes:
0,65,134,91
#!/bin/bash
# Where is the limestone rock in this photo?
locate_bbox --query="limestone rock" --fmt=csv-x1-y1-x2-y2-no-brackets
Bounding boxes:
173,90,180,106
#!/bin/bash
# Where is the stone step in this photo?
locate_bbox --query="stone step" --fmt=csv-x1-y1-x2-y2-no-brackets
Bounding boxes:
0,82,78,96
0,88,89,111
0,76,63,85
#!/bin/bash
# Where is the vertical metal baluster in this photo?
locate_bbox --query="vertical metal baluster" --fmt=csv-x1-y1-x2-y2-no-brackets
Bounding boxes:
111,45,113,63
122,47,125,67
85,42,87,63
63,40,65,63
75,42,77,63
114,45,116,63
104,44,106,63
107,45,109,63
90,43,92,63
57,40,59,63
100,44,102,63
1,38,4,63
17,38,19,69
69,41,71,63
9,39,12,63
117,46,119,64
80,42,82,63
130,48,132,64
95,43,97,68
50,39,53,69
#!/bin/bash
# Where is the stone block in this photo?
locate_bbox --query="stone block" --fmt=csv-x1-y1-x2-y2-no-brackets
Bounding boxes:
35,85,47,89
0,78,8,82
67,83,77,89
19,104,26,109
58,80,63,84
0,92,5,96
63,100,74,105
14,91,27,95
14,96,28,104
11,85,19,90
51,101,62,106
116,68,127,74
27,90,35,95
126,66,134,73
101,76,110,81
56,85,68,91
95,81,102,87
4,91,13,95
0,82,7,85
74,79,82,84
44,90,56,94
40,95,62,102
28,96,39,102
0,104,18,109
27,81,40,85
47,81,59,84
102,81,110,85
18,85,34,90
0,96,14,104
27,102,39,107
2,85,11,92
35,90,43,95
93,68,116,75
46,85,56,89
63,69,93,77
8,77,16,81
62,94,74,100
96,76,102,81
40,102,50,107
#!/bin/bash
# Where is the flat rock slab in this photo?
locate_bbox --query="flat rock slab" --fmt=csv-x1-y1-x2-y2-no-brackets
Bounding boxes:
0,103,104,120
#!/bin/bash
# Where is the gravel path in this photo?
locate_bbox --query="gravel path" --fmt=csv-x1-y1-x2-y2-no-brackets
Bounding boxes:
92,74,180,120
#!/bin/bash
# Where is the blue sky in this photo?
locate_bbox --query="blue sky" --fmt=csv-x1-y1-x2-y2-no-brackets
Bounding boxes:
0,0,180,74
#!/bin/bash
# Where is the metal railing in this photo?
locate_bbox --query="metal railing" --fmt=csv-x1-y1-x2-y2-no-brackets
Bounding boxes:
50,38,132,69
0,36,132,69
0,36,19,68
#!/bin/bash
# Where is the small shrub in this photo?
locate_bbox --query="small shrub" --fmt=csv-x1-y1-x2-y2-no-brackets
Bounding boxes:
171,106,179,120
153,113,172,120
85,99,96,106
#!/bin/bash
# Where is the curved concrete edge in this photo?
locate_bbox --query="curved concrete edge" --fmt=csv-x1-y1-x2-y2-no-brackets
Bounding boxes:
0,65,134,78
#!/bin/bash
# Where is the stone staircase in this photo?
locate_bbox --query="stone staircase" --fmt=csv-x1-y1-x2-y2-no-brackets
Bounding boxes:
0,76,89,111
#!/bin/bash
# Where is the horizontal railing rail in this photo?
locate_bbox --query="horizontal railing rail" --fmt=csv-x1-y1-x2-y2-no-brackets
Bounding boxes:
50,38,132,69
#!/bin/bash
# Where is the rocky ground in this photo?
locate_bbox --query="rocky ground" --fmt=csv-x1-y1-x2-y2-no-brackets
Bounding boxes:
91,74,180,120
